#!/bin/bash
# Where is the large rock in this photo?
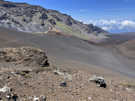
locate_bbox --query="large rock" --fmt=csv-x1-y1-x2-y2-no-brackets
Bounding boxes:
0,47,49,67
89,75,107,88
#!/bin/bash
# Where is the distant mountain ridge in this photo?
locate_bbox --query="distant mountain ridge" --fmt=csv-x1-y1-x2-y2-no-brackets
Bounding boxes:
0,0,107,38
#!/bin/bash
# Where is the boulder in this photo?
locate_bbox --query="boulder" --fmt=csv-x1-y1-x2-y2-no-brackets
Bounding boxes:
0,85,11,93
53,70,72,81
89,75,107,88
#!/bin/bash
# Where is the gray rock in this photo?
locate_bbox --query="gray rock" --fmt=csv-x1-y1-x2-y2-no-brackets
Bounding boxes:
53,70,72,81
0,85,11,93
60,81,67,87
89,75,107,88
33,96,39,101
40,95,46,101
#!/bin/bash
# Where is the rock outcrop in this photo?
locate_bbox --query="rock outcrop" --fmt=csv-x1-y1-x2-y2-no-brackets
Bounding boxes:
0,47,49,67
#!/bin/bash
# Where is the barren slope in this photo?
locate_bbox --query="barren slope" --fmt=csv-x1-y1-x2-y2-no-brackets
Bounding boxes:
0,27,135,78
117,39,135,59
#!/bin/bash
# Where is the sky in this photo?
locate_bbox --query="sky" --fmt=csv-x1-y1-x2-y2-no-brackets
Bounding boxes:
6,0,135,33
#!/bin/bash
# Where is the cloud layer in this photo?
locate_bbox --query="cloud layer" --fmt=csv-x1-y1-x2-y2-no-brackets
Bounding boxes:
86,19,135,33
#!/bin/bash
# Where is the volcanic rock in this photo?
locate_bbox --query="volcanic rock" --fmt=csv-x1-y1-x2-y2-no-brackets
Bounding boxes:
0,47,49,67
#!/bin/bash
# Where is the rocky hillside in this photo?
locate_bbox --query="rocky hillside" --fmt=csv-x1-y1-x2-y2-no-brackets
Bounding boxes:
0,0,107,37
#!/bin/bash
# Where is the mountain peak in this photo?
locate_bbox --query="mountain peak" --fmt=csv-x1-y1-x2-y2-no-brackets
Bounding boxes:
0,0,107,39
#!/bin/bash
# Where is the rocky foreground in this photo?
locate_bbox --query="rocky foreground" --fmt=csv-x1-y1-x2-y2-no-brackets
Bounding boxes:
0,47,134,101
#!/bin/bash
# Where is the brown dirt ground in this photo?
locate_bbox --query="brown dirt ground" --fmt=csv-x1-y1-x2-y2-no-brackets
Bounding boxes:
0,63,135,101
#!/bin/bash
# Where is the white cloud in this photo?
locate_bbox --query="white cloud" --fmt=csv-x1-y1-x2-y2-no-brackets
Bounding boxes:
102,26,113,31
121,20,135,27
87,19,117,26
99,19,117,25
86,19,135,32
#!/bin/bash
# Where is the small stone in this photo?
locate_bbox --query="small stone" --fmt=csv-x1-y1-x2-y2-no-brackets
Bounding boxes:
33,96,39,101
88,96,92,100
40,95,46,101
6,93,12,100
60,82,67,87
